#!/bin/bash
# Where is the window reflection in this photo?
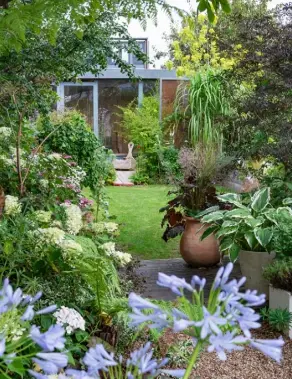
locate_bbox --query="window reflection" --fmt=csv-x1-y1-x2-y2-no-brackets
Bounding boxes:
98,80,139,153
64,86,94,129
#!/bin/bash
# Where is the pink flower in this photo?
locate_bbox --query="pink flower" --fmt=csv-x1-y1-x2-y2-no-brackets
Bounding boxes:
63,155,72,159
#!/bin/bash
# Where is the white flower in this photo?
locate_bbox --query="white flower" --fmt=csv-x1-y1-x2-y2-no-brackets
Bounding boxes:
0,127,12,138
34,210,52,224
101,242,116,256
53,306,85,335
0,155,14,167
63,204,83,235
91,222,119,235
39,179,49,188
4,195,22,216
35,227,65,246
114,251,132,267
48,153,62,160
101,242,132,267
60,240,83,262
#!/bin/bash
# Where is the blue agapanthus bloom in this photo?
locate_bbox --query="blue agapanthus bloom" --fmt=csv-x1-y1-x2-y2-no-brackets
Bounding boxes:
128,263,285,367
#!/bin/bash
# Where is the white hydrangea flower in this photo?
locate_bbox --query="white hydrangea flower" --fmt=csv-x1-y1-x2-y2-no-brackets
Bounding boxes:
101,242,132,267
101,242,116,256
113,251,132,267
60,239,83,262
34,210,52,224
39,179,49,188
64,204,83,235
0,127,12,138
54,306,85,335
0,155,14,167
4,195,22,216
35,227,65,246
91,222,119,235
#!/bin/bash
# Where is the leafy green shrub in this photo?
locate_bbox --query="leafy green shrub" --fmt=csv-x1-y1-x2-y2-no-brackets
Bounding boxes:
130,171,150,185
263,258,292,292
261,307,292,332
201,187,292,261
272,209,292,258
37,111,115,190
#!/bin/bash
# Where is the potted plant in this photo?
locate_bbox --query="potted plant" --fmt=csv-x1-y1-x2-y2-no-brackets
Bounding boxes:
160,143,231,267
263,259,292,338
200,187,292,295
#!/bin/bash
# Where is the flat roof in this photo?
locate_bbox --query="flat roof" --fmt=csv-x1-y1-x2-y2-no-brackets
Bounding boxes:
79,68,181,80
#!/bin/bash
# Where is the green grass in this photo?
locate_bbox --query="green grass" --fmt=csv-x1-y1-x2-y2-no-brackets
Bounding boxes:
105,185,179,260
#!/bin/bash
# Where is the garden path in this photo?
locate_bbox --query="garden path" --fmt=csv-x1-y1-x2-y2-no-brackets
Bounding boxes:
135,257,241,301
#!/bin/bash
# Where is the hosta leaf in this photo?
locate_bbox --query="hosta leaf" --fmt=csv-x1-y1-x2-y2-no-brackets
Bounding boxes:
251,187,270,213
229,242,241,262
196,206,220,218
217,193,245,208
264,209,278,225
224,208,251,219
222,220,238,228
220,236,234,252
216,226,237,238
200,226,219,241
201,211,225,223
254,228,273,248
283,198,292,205
245,217,264,228
244,231,257,249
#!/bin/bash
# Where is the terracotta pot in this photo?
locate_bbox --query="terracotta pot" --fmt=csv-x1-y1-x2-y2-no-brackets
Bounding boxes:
180,217,220,267
239,250,276,297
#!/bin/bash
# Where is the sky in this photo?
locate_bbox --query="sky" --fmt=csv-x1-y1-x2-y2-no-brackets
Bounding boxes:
128,0,284,68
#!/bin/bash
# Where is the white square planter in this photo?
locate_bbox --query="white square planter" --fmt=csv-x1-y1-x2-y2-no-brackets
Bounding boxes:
269,285,292,339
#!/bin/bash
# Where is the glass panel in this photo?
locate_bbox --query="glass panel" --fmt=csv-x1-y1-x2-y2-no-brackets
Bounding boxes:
132,40,146,67
143,80,159,97
64,85,94,128
98,80,139,154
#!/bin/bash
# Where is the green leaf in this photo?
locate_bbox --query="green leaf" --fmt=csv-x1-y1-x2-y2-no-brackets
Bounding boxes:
254,228,273,248
196,206,219,218
219,0,231,13
244,231,257,249
206,3,215,23
198,0,208,11
216,226,237,238
229,242,240,262
200,225,219,240
245,217,264,228
221,220,238,228
224,208,251,219
283,198,292,205
217,193,245,208
8,360,25,375
67,351,75,365
3,240,13,255
251,187,270,213
220,237,234,251
201,211,225,223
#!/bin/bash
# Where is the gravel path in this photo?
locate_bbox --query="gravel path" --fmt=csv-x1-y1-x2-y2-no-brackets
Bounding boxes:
157,327,292,379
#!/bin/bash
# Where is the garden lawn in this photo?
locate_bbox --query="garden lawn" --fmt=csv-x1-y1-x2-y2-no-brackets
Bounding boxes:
105,185,179,260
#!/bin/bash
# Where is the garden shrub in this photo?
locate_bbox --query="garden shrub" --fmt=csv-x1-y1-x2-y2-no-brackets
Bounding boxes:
263,258,292,292
37,111,115,190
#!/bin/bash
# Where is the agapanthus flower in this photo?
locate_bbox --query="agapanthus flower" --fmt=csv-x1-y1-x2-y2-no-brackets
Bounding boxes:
194,307,227,339
208,331,247,360
250,337,284,363
130,307,169,330
32,352,68,374
157,273,194,296
83,344,117,374
30,325,65,352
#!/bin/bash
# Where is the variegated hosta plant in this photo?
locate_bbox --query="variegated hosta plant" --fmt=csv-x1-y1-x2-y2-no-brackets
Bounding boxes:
199,187,292,261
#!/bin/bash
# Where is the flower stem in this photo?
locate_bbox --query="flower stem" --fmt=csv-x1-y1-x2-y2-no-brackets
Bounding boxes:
183,340,203,379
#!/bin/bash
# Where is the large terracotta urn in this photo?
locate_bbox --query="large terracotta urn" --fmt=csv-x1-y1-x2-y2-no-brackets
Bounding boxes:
180,217,220,267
